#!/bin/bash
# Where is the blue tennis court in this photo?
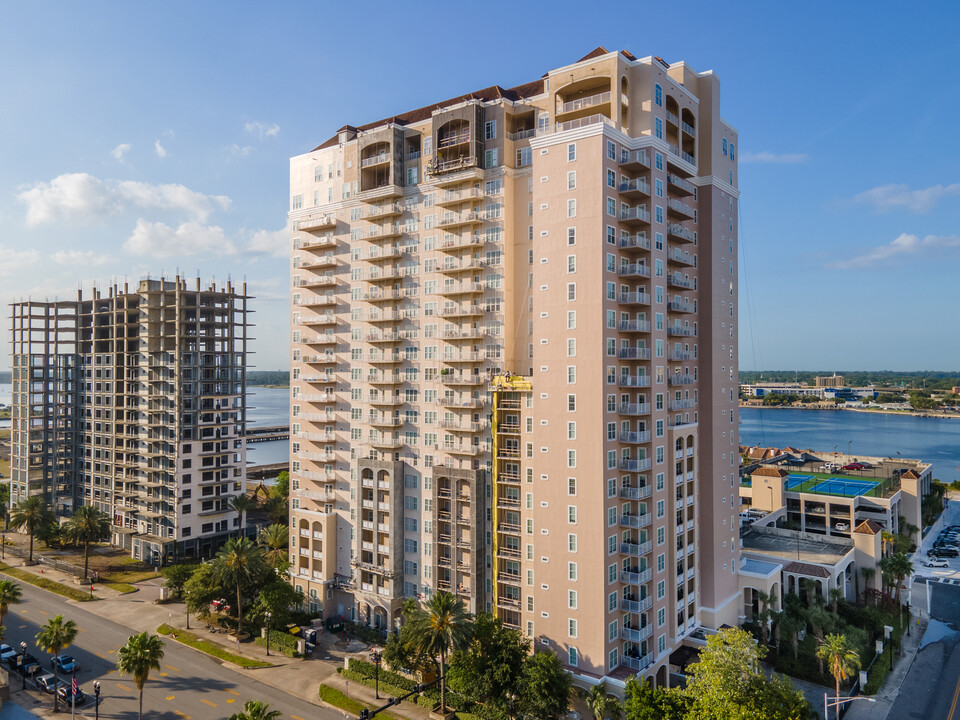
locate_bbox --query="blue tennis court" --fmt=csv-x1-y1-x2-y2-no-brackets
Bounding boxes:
786,474,814,489
809,477,880,498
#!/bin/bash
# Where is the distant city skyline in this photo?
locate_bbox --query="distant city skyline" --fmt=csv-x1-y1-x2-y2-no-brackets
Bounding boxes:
1,1,959,371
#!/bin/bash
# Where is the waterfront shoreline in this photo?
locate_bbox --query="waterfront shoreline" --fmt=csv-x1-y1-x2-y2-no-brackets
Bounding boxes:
738,403,960,420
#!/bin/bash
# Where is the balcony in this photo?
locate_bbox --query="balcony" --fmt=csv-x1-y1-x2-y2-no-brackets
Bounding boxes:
438,397,486,409
304,313,338,326
367,224,402,240
441,327,485,340
437,130,472,149
365,268,402,283
361,290,401,304
667,326,696,338
299,275,338,289
436,188,482,207
297,431,336,442
298,213,337,232
620,206,651,226
618,375,651,388
369,394,403,406
667,174,696,196
619,402,651,416
301,391,337,403
303,353,337,365
441,374,483,387
667,143,696,167
369,416,402,427
371,437,403,449
360,153,390,169
366,247,401,262
558,90,611,115
618,291,650,306
669,399,698,411
437,235,484,252
668,374,695,386
668,223,696,244
620,149,651,170
622,653,655,672
438,259,484,275
666,110,679,126
620,568,652,584
668,274,694,290
439,304,484,318
668,300,696,314
618,347,651,360
618,263,650,279
621,625,653,643
620,595,653,612
620,484,652,500
300,294,337,308
668,248,696,267
619,319,651,333
619,178,651,197
619,233,651,252
299,411,336,423
620,458,653,472
302,236,337,250
368,352,403,364
367,374,403,385
437,212,483,230
669,350,694,361
667,199,696,219
438,282,484,297
506,128,535,141
367,203,403,219
620,513,653,530
365,331,401,344
443,351,485,363
619,431,652,445
301,255,338,270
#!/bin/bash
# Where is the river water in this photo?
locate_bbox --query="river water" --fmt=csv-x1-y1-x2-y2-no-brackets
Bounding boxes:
0,383,289,468
740,407,960,483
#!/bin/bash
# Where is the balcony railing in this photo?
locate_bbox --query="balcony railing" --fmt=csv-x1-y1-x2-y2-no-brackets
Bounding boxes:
618,263,651,278
620,150,650,169
619,178,651,196
617,374,651,388
620,484,652,500
619,234,650,251
619,320,651,333
620,568,652,584
506,128,535,141
437,130,472,149
619,402,651,416
361,153,390,168
618,291,650,305
620,458,653,472
667,174,696,194
619,431,652,445
558,91,611,114
618,347,651,360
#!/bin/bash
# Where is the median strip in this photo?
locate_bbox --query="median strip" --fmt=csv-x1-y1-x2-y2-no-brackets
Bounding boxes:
156,624,270,669
0,562,98,602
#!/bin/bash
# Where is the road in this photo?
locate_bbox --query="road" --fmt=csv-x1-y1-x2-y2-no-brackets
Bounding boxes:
887,580,960,720
2,580,341,720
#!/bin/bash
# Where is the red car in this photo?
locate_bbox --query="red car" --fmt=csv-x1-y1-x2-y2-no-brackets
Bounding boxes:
841,462,867,471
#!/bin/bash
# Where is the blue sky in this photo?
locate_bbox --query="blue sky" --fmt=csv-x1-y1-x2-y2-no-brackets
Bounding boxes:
1,1,958,372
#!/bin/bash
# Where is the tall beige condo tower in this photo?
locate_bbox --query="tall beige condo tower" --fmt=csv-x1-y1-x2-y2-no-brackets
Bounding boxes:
288,47,740,686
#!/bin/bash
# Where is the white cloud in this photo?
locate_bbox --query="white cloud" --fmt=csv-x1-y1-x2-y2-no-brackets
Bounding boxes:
123,219,237,258
244,121,280,140
111,143,131,162
51,249,112,266
18,173,231,226
154,139,167,158
246,227,287,258
0,246,40,275
739,151,808,164
852,183,960,214
230,144,252,157
827,233,960,269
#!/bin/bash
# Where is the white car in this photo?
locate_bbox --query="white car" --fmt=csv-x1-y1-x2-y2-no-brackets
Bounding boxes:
819,463,840,472
834,523,850,531
925,559,949,568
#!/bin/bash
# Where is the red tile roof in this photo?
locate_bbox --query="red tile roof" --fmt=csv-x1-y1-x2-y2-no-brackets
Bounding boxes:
853,520,883,535
783,561,831,579
752,467,789,478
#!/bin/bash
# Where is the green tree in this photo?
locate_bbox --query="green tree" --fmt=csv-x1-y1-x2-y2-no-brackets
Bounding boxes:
816,634,860,720
229,494,255,539
249,579,304,630
403,591,474,712
183,563,223,623
806,605,836,675
229,700,283,720
9,496,56,563
623,677,688,720
210,538,267,649
258,523,289,570
0,580,23,628
447,612,528,712
755,589,775,645
35,614,78,711
583,681,622,720
383,602,437,678
517,650,573,720
272,472,290,501
117,632,165,720
881,552,913,607
685,627,812,720
262,495,288,526
162,564,198,600
64,505,111,580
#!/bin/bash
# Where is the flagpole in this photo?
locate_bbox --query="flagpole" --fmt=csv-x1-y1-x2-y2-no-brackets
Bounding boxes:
72,670,76,720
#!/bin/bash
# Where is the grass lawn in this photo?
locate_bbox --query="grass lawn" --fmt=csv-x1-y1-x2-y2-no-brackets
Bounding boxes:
103,582,137,594
318,684,401,720
156,624,269,668
0,562,97,602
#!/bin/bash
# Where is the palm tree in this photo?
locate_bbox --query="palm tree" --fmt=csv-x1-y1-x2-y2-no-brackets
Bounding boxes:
262,495,287,526
257,523,289,569
228,700,283,720
816,634,860,720
210,538,267,650
229,494,255,539
9,496,56,563
884,552,914,607
755,589,775,645
828,587,845,615
0,580,23,628
403,591,474,713
582,681,621,720
880,530,894,557
117,632,165,720
64,505,111,580
860,567,876,601
36,614,79,711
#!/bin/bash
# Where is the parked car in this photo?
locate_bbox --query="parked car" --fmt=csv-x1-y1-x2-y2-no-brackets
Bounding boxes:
51,655,79,674
34,673,61,694
834,522,850,531
819,463,840,472
17,653,41,675
933,548,959,557
0,644,18,666
57,685,86,706
925,559,950,568
841,463,867,471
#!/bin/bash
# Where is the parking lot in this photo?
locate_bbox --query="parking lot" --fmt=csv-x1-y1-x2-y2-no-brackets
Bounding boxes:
913,498,960,582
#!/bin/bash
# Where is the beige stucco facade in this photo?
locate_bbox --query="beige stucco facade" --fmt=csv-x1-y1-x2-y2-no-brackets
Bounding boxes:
287,47,739,686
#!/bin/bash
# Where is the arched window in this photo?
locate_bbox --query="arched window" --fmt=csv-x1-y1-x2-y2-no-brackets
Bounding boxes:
654,84,662,107
722,138,728,156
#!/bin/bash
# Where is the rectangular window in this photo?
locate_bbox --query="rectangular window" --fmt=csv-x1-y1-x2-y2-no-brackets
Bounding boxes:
567,171,576,190
568,534,577,552
484,148,499,168
567,143,576,161
567,199,576,218
484,120,497,140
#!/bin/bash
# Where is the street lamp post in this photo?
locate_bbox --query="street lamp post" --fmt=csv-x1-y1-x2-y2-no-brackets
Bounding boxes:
19,641,26,690
824,694,875,720
370,649,382,699
93,680,101,720
264,611,272,656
